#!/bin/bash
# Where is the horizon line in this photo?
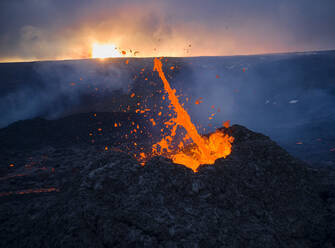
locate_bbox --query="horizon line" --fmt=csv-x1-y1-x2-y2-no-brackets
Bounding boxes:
1,48,334,64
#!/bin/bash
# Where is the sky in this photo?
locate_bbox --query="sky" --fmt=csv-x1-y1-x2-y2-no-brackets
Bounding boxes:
1,0,335,62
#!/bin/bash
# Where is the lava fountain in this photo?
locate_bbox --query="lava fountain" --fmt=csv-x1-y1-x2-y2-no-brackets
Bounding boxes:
151,58,234,172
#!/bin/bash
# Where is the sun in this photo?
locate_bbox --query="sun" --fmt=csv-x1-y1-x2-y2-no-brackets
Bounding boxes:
91,43,122,59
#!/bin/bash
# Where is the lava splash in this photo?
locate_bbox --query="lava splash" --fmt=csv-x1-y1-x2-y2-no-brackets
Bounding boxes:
151,58,234,172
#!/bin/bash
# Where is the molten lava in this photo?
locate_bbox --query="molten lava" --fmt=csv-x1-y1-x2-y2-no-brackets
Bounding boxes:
151,58,234,172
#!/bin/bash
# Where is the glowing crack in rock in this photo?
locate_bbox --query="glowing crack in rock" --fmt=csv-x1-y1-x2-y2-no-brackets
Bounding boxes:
0,188,60,197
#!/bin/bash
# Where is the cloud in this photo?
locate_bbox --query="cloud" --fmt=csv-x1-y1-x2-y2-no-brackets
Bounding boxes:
0,0,335,61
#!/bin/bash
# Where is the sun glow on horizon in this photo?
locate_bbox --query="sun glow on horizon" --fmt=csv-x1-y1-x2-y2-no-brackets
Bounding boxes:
91,43,122,59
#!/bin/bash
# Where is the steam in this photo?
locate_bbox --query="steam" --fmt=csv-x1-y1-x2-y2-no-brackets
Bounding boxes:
171,54,335,138
0,60,131,127
1,51,335,155
1,0,335,61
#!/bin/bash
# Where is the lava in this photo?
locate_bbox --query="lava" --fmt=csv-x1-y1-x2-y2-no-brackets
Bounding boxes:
0,187,60,197
151,58,234,171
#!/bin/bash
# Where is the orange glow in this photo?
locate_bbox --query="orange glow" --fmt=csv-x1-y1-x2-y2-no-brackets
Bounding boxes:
195,97,203,105
92,43,121,59
0,188,60,197
223,120,230,128
152,58,234,172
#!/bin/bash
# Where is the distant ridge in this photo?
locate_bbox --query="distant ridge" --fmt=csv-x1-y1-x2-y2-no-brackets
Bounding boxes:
1,49,335,64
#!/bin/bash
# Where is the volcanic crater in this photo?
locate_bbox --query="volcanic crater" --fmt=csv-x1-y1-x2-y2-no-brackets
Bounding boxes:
0,112,334,247
1,53,335,247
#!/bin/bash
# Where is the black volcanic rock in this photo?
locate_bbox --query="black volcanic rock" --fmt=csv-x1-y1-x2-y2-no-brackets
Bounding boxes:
0,112,150,150
0,124,334,247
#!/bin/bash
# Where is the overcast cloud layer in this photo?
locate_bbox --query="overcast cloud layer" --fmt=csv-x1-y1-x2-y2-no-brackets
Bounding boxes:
1,0,335,61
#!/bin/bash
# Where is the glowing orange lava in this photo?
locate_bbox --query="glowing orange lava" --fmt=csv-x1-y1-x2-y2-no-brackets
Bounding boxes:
151,58,234,171
0,187,59,197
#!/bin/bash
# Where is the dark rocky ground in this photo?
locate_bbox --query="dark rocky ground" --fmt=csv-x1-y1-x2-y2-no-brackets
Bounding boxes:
0,113,334,247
